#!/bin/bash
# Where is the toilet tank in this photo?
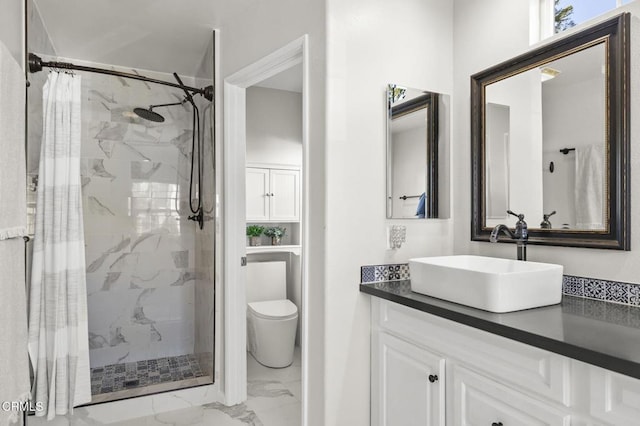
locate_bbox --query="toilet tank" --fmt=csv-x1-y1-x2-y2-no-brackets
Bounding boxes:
246,261,287,303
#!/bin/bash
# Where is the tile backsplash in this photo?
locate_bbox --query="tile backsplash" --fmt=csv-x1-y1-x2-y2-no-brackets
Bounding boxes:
361,263,410,283
361,263,640,308
562,275,640,307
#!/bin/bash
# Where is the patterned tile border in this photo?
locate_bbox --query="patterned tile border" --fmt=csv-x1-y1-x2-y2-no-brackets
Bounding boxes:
563,275,640,307
90,354,204,395
361,263,409,283
361,264,640,308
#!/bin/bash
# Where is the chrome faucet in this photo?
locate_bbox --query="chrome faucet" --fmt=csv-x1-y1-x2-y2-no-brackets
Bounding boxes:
490,210,528,261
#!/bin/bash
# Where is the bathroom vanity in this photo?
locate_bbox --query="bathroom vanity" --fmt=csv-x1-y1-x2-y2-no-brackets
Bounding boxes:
361,281,640,425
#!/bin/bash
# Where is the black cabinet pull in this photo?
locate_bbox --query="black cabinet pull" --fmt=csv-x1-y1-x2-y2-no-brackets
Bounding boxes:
491,422,503,426
428,374,438,383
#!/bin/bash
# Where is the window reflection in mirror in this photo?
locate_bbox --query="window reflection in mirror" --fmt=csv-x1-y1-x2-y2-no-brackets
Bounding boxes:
386,85,450,219
484,42,607,231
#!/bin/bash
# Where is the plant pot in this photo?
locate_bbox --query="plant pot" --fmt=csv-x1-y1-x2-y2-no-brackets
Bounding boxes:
249,236,261,246
271,236,281,246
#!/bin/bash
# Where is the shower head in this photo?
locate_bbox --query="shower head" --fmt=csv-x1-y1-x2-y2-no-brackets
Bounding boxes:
133,107,165,123
132,98,188,123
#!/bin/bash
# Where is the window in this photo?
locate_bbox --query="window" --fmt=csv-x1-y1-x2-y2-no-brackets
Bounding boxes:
534,0,635,42
555,0,633,33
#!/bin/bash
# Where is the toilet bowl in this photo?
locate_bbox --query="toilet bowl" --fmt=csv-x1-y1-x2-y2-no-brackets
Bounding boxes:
246,261,299,368
247,299,298,368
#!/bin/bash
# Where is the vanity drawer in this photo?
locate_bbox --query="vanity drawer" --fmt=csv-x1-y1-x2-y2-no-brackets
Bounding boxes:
590,367,640,424
375,300,571,405
452,366,571,425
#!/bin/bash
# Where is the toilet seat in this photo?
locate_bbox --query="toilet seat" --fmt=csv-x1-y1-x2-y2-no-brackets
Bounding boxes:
248,299,298,320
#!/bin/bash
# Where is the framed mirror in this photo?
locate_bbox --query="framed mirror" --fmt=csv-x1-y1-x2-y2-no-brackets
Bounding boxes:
386,85,450,219
471,13,630,250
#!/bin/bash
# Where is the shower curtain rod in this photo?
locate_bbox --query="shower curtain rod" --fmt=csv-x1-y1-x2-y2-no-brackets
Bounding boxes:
28,53,214,102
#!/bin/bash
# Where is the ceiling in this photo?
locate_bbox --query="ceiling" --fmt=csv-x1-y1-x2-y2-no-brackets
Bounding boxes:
543,42,605,89
32,0,234,77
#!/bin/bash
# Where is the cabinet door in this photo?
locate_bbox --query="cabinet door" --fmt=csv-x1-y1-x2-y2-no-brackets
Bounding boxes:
373,332,445,426
452,366,571,426
269,169,299,221
246,168,269,221
590,368,640,424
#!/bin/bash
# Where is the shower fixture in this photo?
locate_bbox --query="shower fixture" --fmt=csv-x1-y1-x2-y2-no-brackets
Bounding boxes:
130,73,208,229
28,54,213,101
28,52,214,230
133,99,187,123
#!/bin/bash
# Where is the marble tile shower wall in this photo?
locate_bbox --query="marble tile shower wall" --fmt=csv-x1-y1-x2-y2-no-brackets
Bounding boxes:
82,66,200,368
28,58,210,368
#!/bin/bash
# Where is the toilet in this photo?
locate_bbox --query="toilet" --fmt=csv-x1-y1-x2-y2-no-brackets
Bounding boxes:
246,261,298,368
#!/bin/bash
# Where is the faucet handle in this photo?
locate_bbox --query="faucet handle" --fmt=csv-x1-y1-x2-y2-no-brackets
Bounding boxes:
507,210,525,221
543,210,557,220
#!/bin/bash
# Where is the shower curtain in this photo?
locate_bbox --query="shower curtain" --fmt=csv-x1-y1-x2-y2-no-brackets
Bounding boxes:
28,72,91,419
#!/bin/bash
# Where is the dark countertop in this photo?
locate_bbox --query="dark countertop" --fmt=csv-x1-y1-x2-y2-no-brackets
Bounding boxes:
361,280,640,380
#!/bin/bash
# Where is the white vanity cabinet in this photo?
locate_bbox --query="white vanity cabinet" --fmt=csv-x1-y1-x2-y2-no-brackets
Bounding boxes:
452,366,570,425
372,331,445,426
246,167,299,222
370,298,640,426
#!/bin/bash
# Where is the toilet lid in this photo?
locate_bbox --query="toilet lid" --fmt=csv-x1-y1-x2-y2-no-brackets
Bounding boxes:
248,299,298,320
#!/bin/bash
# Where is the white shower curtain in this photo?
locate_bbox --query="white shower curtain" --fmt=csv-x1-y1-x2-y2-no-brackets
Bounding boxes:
28,72,91,419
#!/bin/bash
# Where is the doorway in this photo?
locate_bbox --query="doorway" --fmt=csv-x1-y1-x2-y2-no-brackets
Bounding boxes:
223,36,309,425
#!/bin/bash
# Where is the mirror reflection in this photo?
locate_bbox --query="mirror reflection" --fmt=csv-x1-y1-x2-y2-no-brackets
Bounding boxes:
484,42,607,231
386,85,450,219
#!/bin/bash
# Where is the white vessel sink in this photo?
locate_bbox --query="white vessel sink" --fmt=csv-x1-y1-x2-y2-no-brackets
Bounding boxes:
409,255,563,313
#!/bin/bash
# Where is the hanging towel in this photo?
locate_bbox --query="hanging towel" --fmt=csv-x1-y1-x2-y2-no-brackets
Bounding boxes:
0,41,27,240
416,192,426,218
0,239,31,426
575,145,605,229
28,72,91,420
0,40,30,426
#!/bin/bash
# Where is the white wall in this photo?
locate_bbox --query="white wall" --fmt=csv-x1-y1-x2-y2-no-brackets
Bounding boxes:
325,0,454,424
246,86,302,166
0,0,24,67
213,1,326,424
542,74,606,229
486,103,510,219
453,1,640,283
485,69,544,227
391,126,427,218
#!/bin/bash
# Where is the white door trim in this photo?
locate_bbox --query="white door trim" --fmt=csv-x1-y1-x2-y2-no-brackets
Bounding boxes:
223,35,309,423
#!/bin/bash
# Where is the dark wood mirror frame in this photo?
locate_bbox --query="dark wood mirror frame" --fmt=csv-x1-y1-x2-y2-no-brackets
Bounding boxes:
389,92,439,218
471,13,630,250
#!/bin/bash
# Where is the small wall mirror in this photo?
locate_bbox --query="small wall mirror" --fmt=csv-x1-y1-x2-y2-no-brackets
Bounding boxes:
386,84,450,219
471,14,630,249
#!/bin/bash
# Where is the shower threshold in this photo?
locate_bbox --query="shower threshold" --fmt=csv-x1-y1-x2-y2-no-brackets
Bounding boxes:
89,354,212,404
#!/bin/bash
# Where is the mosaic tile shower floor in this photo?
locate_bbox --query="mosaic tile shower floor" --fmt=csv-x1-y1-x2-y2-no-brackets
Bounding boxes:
90,354,205,395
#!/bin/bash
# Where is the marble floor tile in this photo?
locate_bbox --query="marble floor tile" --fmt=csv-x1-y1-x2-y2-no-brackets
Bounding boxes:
254,401,301,426
28,347,302,426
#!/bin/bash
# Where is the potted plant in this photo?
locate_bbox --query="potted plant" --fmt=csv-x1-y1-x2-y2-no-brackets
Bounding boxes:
246,225,264,246
264,226,286,245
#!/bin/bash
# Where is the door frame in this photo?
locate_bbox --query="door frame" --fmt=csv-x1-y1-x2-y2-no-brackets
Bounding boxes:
223,35,309,420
